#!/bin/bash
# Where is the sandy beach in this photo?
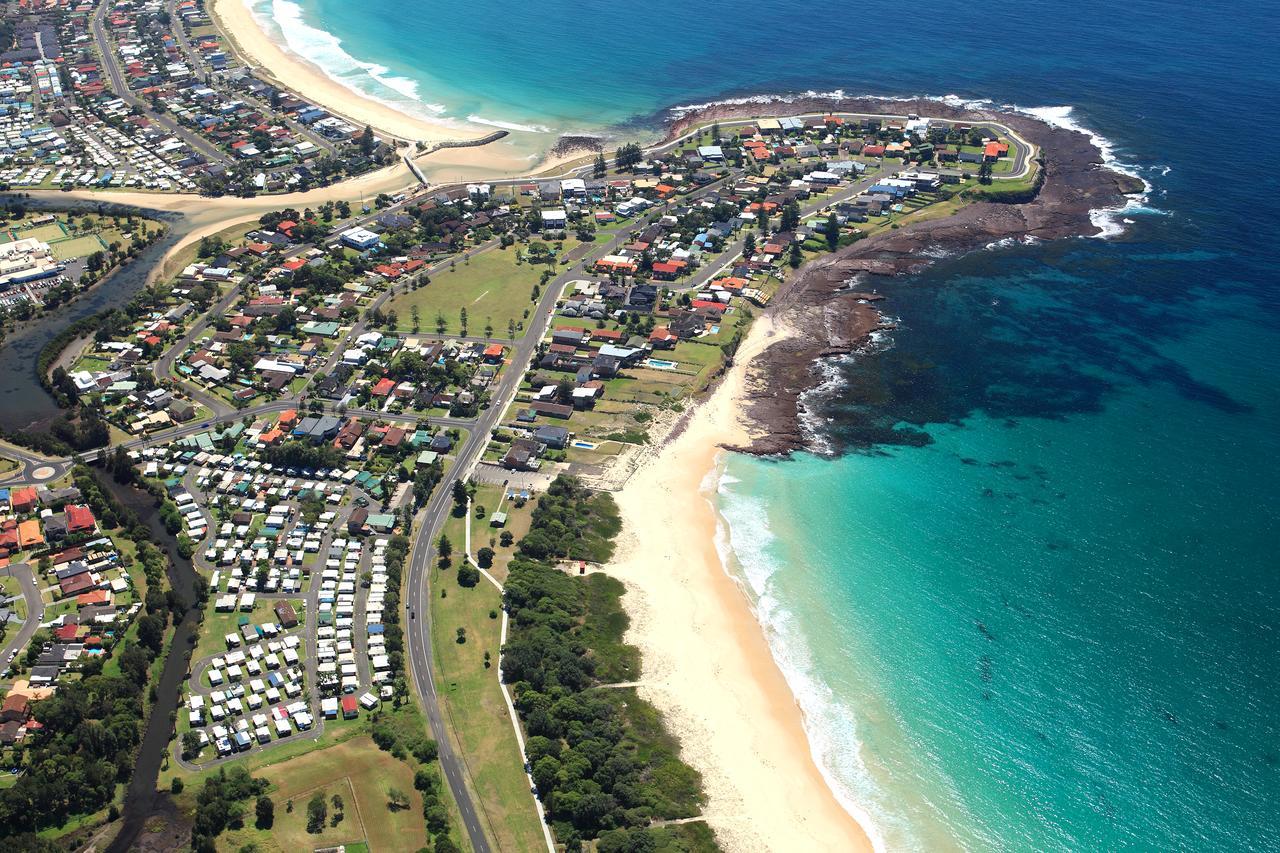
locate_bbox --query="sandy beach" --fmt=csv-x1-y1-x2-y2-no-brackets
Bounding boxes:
211,0,607,177
605,311,876,852
211,0,476,147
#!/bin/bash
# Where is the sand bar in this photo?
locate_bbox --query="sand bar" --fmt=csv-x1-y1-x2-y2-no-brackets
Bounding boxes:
604,313,876,852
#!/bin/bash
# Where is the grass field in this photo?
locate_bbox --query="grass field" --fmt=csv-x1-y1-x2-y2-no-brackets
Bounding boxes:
386,245,552,337
216,736,429,853
49,234,106,261
1,575,26,621
16,222,66,242
469,484,534,584
429,543,544,852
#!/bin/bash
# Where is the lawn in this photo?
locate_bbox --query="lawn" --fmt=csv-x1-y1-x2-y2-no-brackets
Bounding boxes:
468,484,534,584
193,601,269,667
216,736,429,853
429,549,544,852
72,355,112,373
14,222,66,242
49,234,106,261
1,575,26,621
385,245,549,337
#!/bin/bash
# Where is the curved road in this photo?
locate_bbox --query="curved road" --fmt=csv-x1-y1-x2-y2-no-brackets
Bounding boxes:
0,104,1037,852
1,563,43,676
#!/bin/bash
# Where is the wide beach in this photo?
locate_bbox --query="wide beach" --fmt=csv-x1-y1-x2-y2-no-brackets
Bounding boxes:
604,312,876,852
212,0,602,178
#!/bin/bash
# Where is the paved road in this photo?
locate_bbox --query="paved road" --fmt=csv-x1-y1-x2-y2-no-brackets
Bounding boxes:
164,0,340,158
0,439,67,485
0,563,43,676
1,106,1033,848
90,1,229,167
397,171,743,851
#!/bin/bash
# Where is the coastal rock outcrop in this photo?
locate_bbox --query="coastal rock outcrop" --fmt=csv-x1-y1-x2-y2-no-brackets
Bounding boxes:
669,97,1144,456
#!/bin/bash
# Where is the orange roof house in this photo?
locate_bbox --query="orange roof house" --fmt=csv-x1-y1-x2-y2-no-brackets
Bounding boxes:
649,327,677,348
277,409,298,428
76,589,110,607
17,519,43,549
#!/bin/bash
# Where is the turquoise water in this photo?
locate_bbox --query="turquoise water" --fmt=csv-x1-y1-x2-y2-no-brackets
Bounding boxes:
264,0,1280,847
719,242,1280,849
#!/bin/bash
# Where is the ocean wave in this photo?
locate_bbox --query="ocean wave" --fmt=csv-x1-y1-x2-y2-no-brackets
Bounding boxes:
258,0,448,115
712,469,894,852
1012,104,1167,239
248,0,550,135
464,114,551,134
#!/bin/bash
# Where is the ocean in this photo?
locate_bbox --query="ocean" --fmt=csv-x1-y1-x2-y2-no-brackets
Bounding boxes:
268,0,1280,848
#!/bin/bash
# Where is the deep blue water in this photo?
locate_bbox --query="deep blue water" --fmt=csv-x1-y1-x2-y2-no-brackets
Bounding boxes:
272,0,1280,847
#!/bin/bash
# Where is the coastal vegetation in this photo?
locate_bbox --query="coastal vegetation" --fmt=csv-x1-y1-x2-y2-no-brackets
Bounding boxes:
501,475,716,850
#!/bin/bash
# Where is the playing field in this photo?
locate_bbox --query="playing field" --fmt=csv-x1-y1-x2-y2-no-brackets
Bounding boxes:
385,245,551,337
216,736,428,853
50,235,107,261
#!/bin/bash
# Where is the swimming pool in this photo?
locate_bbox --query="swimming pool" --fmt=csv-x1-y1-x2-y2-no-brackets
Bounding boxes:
645,358,678,370
572,440,598,449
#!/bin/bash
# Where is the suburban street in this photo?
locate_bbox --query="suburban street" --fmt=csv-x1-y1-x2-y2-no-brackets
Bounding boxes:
0,563,42,676
0,108,1038,852
90,0,229,166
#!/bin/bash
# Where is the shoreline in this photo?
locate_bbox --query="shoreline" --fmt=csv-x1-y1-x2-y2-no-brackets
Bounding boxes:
211,0,603,178
604,311,877,852
209,0,573,176
210,0,472,146
661,96,1147,455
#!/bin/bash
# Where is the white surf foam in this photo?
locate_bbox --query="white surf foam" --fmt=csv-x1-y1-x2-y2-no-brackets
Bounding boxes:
1013,104,1166,238
248,0,550,133
710,468,897,852
464,114,551,134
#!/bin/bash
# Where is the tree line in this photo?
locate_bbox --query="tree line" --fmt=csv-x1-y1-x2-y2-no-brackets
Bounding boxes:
501,476,716,851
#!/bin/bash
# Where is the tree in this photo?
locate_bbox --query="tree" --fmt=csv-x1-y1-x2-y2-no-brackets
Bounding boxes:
476,547,494,568
386,787,409,811
306,793,327,833
826,212,840,251
743,231,756,259
789,242,803,269
255,796,274,830
780,200,801,232
593,152,607,178
360,124,375,156
499,530,514,547
182,730,202,759
411,305,421,332
978,160,994,184
455,627,467,644
451,480,468,508
614,143,643,170
457,564,480,587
